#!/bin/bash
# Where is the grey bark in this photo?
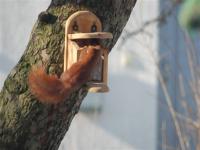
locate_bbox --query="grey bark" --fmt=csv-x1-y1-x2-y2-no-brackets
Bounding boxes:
0,0,137,149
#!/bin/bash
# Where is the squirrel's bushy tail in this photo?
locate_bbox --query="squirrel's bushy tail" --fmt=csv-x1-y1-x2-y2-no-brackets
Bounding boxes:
28,46,101,104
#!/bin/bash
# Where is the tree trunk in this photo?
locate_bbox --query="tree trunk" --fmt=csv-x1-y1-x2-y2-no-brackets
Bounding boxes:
0,0,137,149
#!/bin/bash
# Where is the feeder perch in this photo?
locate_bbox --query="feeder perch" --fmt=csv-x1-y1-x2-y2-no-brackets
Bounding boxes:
64,11,113,93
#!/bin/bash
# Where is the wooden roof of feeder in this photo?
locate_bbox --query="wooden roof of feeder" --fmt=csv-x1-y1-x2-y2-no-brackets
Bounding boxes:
65,11,113,39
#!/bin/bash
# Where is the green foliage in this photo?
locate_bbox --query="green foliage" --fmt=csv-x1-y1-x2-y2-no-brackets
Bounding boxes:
179,0,200,31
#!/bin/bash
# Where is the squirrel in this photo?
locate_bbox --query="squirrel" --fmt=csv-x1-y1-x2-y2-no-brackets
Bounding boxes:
28,45,102,104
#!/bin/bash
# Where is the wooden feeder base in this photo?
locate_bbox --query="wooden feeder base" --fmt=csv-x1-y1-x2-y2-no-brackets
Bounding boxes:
87,82,109,93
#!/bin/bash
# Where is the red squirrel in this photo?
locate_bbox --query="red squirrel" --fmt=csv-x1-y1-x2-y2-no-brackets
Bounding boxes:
28,45,101,104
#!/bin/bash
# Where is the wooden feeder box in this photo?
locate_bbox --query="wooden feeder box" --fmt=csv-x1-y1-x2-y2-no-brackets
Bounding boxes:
64,11,113,92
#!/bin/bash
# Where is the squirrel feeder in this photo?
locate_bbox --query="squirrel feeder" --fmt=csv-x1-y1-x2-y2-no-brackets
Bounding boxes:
64,11,113,92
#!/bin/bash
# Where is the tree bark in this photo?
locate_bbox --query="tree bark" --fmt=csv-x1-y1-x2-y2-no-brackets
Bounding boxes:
0,0,137,149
